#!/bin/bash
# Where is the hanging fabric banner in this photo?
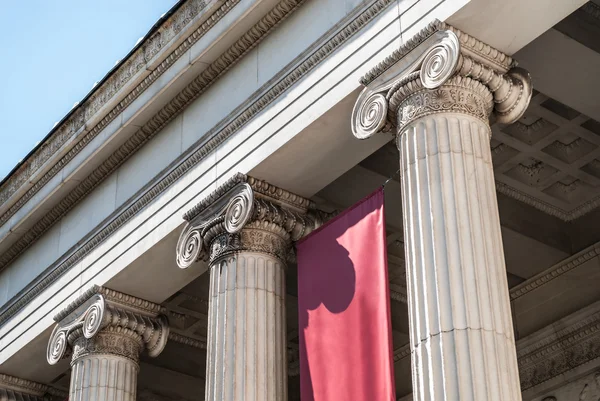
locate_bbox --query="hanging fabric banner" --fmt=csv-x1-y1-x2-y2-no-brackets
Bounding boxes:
296,188,395,401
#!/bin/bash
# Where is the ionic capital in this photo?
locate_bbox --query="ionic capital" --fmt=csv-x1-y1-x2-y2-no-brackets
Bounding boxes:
351,19,532,139
176,174,328,267
47,286,169,365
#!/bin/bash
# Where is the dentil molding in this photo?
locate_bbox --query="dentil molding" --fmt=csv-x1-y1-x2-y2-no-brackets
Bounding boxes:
0,374,66,401
518,300,600,391
46,286,169,365
0,0,307,274
0,0,221,221
0,0,396,326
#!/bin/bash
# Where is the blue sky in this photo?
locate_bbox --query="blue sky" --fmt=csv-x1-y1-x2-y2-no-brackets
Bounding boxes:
0,0,178,181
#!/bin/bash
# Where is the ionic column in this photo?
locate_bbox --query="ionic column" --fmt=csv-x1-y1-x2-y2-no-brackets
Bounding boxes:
352,20,533,401
0,374,66,401
176,175,321,401
47,287,169,401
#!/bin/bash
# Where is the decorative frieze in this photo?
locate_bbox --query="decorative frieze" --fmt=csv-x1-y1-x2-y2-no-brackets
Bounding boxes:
518,301,600,391
0,0,396,327
47,286,169,366
0,375,48,401
0,375,66,401
533,370,600,401
510,242,600,300
0,0,310,276
0,0,219,215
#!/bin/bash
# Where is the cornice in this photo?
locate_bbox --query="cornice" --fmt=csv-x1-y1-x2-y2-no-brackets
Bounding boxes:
517,302,600,390
168,331,207,349
53,285,166,322
0,374,47,397
0,0,230,224
509,241,600,301
496,180,600,222
0,375,66,401
0,0,307,273
0,0,397,326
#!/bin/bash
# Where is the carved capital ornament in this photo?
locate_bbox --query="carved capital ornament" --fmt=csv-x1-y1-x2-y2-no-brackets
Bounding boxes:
176,174,328,267
351,20,532,139
47,286,169,365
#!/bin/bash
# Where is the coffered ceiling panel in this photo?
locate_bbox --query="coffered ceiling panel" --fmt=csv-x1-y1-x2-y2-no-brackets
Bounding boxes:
493,91,600,221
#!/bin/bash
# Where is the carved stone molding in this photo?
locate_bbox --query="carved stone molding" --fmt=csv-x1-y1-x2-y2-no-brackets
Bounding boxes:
393,76,493,140
176,174,326,267
0,0,218,217
0,0,225,217
46,286,169,365
0,374,48,401
352,19,532,139
510,242,600,301
0,0,309,276
168,331,207,349
517,301,600,391
535,370,600,401
0,374,66,401
71,327,144,363
0,0,395,327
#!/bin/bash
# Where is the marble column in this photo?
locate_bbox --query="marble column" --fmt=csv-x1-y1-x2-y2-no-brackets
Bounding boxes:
47,286,169,401
176,175,321,401
352,20,532,401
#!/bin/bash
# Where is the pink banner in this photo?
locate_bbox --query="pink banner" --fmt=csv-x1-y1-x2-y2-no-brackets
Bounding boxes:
296,188,395,401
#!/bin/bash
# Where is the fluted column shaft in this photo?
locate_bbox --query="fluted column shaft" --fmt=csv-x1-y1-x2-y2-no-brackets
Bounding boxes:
69,331,140,401
176,177,322,401
397,112,521,401
205,233,287,401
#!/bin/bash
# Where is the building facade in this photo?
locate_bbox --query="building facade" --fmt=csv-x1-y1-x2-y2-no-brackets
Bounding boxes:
1,0,600,400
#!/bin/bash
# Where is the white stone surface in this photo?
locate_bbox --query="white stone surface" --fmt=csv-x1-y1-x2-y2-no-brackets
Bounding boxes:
182,46,260,150
517,28,600,123
2,224,61,303
70,355,138,401
0,0,274,277
115,115,183,206
398,114,521,401
58,175,117,256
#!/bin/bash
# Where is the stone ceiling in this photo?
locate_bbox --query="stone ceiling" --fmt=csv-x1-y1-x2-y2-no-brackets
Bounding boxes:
493,90,600,221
